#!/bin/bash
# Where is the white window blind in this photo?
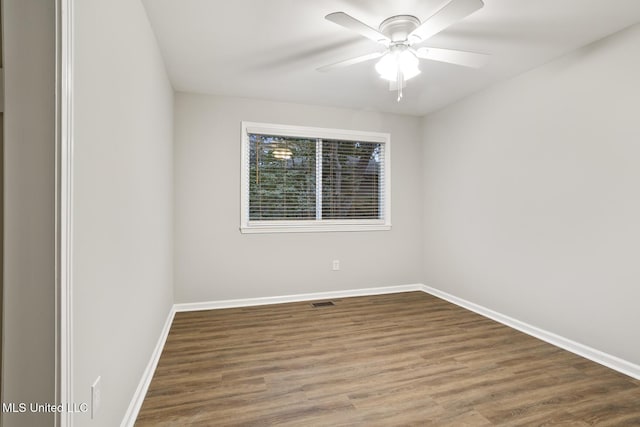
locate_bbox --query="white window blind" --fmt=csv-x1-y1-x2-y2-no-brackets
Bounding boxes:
249,134,317,220
321,139,384,220
241,122,391,233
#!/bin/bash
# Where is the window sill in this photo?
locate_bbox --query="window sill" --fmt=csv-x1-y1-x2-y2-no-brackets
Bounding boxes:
240,222,392,234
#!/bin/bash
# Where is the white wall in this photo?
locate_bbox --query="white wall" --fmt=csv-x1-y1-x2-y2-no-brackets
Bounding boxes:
2,0,56,425
422,24,640,365
174,94,423,303
73,0,174,425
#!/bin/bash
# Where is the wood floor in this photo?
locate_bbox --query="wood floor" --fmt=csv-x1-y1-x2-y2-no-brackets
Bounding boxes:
136,292,640,426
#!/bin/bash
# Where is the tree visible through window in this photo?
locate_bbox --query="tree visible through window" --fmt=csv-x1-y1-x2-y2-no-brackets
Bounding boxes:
241,122,390,233
249,134,316,220
322,140,381,220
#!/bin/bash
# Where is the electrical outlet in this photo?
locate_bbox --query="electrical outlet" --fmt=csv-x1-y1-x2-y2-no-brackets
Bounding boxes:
91,376,101,419
332,260,340,271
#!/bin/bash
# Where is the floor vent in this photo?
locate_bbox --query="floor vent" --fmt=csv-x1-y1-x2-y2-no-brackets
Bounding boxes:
311,301,335,308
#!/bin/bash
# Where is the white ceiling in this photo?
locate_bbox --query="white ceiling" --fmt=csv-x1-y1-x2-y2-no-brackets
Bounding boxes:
142,0,640,116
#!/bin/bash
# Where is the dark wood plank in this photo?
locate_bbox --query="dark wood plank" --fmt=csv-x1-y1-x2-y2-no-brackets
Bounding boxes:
135,292,640,426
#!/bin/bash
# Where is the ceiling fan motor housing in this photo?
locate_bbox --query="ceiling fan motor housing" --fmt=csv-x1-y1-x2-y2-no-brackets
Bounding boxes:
378,15,421,43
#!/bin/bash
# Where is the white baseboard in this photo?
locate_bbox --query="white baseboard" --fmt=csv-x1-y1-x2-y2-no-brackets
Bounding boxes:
174,284,424,312
123,282,639,425
420,284,640,380
120,305,176,427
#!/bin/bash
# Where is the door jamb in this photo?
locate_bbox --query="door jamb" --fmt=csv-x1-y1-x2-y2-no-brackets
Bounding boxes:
55,0,74,425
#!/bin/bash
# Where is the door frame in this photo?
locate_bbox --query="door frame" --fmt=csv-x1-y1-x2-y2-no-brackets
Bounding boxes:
56,0,74,425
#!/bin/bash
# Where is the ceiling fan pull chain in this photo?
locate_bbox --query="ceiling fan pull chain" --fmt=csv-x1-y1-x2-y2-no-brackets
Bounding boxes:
397,70,404,102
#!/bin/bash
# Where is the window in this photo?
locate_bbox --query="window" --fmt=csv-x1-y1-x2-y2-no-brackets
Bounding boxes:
241,122,391,233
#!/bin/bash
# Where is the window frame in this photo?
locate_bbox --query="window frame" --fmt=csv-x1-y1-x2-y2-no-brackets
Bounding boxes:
240,121,391,234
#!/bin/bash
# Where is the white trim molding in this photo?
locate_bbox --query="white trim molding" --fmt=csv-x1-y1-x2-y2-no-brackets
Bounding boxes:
240,121,392,234
55,0,75,426
421,285,640,380
123,283,639,424
120,284,420,424
176,283,640,380
174,284,423,312
120,306,176,427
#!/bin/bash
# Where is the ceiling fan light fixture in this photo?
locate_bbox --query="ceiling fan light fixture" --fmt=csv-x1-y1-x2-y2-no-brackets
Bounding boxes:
321,0,488,101
375,48,420,82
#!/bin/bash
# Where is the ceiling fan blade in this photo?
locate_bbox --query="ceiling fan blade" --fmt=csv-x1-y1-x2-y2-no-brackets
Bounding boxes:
410,0,484,42
415,47,489,68
317,51,384,72
325,12,390,45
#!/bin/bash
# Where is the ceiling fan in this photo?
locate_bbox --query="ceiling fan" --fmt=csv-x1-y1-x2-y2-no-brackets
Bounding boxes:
318,0,489,101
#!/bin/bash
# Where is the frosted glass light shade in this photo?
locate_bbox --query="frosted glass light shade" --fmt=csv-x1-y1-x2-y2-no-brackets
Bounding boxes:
375,50,420,82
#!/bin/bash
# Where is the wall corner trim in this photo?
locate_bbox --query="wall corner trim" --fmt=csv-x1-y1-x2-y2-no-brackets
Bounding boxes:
420,284,640,380
120,305,176,427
